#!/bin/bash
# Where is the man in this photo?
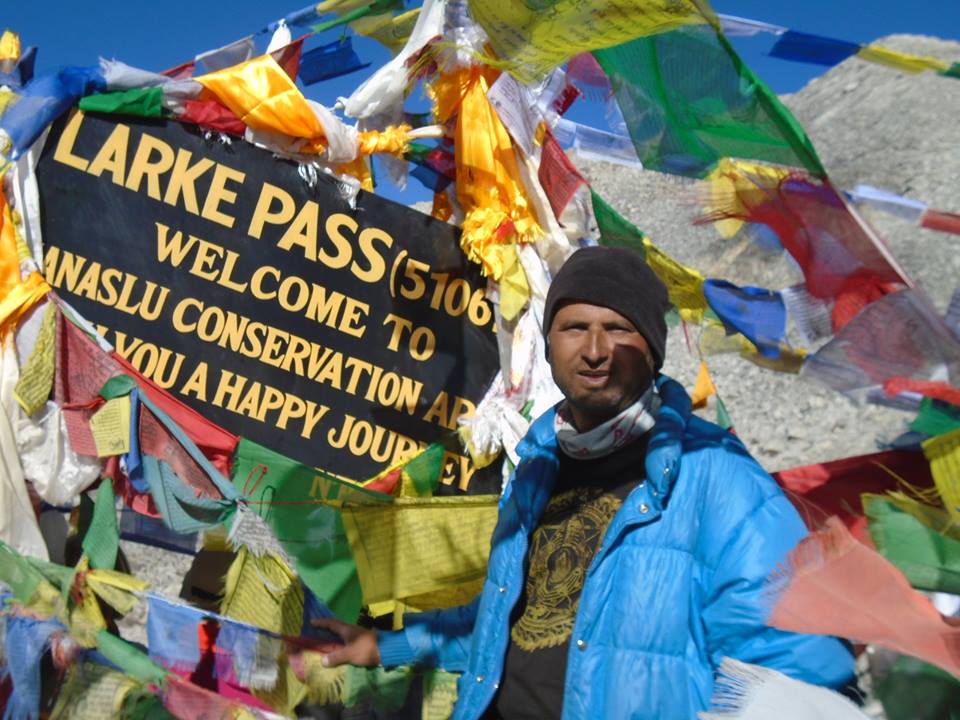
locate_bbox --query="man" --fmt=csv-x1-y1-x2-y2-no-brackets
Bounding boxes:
315,246,855,718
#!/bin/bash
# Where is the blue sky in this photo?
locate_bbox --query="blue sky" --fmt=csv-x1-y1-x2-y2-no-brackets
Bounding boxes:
4,1,958,205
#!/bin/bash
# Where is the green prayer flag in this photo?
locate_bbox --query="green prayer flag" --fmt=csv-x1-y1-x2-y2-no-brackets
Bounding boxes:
876,655,960,720
941,62,960,79
594,24,825,179
864,493,960,594
406,142,432,164
590,189,647,257
343,665,413,712
311,0,401,34
83,481,120,570
99,374,137,400
715,396,734,430
231,438,391,621
403,443,445,496
0,541,45,603
122,689,176,720
96,630,169,687
79,87,164,118
911,398,960,438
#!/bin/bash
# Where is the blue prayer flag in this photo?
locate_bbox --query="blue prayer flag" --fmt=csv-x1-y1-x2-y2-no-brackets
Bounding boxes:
769,30,860,67
703,279,787,358
298,37,371,86
0,65,104,158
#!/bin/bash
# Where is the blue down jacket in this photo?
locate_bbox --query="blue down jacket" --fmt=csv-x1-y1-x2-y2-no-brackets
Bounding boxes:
378,376,854,718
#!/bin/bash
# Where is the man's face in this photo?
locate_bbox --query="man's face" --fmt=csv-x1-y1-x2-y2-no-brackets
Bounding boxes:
547,302,655,432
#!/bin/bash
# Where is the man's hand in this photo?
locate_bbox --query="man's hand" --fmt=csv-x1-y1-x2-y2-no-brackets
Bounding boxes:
311,618,381,668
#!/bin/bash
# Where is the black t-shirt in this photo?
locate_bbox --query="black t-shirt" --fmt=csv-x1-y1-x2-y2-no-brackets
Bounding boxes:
484,437,649,720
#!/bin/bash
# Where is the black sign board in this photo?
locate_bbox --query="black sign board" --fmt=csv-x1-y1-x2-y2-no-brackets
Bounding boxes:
36,110,500,494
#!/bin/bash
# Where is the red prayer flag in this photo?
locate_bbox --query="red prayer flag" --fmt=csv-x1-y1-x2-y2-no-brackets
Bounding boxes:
769,517,960,677
921,208,960,236
180,100,247,136
773,448,934,545
270,35,307,81
538,131,587,221
161,59,197,80
699,172,908,331
112,353,237,479
54,310,124,455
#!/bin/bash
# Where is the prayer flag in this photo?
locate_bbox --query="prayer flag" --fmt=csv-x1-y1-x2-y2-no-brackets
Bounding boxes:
82,480,119,570
119,506,197,555
230,437,390,621
196,55,327,152
595,24,824,178
195,36,255,74
700,170,907,324
0,45,36,89
865,493,960,594
178,99,247,136
856,44,951,74
298,37,371,86
2,614,68,720
78,87,164,118
341,495,498,605
468,0,708,84
772,448,935,544
271,36,306,81
921,209,960,236
769,31,860,67
351,8,421,55
703,280,787,358
768,517,960,678
911,399,960,438
875,656,960,720
802,289,960,404
923,428,960,521
0,65,104,158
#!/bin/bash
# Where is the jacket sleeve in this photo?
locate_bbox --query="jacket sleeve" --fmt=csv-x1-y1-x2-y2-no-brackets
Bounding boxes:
700,476,855,688
377,596,480,671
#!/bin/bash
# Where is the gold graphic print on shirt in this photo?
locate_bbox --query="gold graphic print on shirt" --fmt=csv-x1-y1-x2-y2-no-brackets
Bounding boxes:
511,486,623,651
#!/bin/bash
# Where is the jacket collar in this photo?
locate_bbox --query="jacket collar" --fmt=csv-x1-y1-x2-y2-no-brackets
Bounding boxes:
511,374,692,519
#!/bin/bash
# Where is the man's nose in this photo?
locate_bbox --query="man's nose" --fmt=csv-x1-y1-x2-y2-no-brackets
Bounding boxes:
582,330,610,363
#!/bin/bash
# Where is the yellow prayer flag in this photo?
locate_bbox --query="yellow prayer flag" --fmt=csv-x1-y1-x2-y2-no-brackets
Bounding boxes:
641,238,706,322
221,548,304,635
701,158,792,239
316,0,369,13
923,427,960,522
14,300,55,415
90,395,132,457
196,55,327,153
0,191,20,293
50,661,140,720
0,30,19,62
0,89,18,119
87,568,149,615
857,44,951,74
468,0,709,83
342,495,499,605
351,8,421,55
432,66,541,320
690,361,717,409
0,272,51,338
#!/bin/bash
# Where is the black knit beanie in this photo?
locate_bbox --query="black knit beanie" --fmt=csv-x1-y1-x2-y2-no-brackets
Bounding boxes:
543,246,670,370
